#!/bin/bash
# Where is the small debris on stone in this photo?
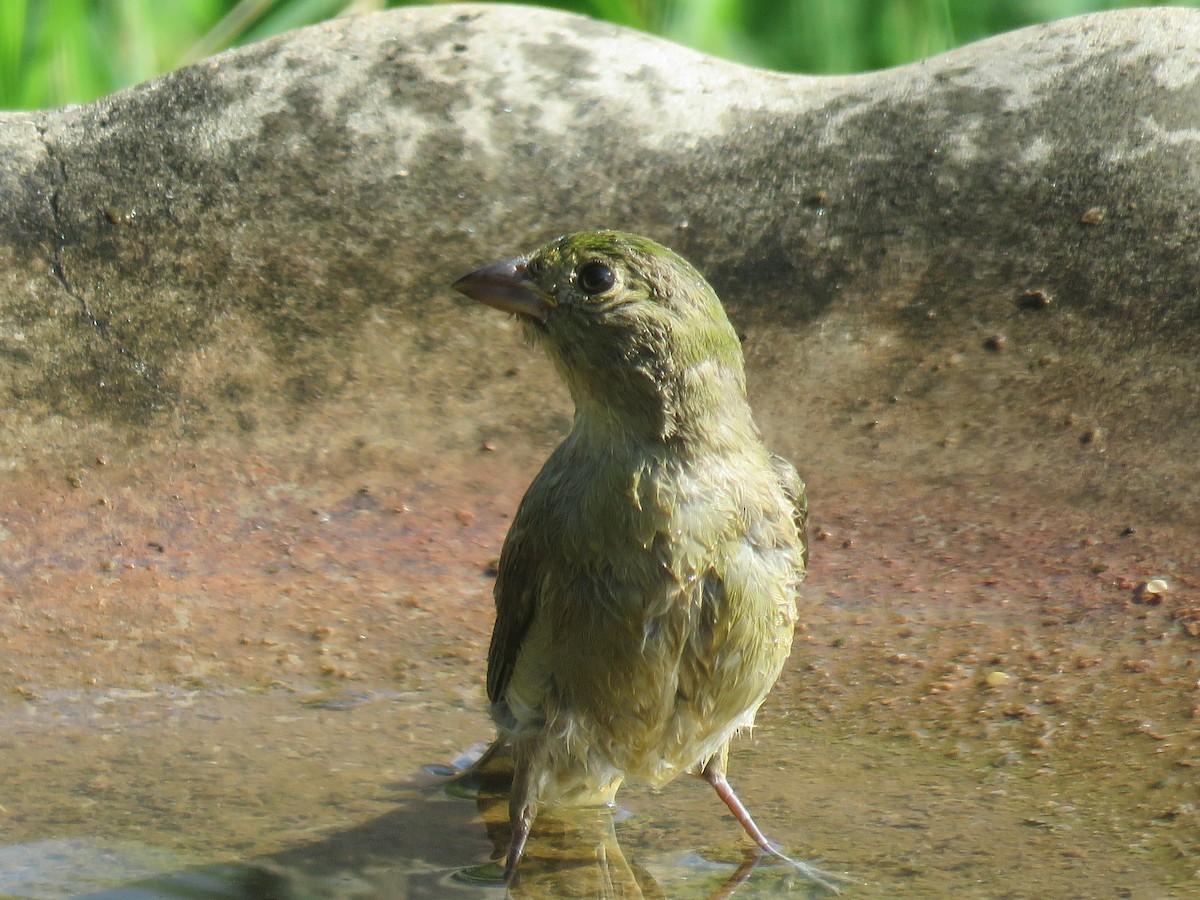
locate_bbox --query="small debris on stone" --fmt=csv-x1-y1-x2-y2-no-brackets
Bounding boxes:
1171,607,1200,637
1018,288,1052,309
1134,579,1170,604
1121,659,1153,673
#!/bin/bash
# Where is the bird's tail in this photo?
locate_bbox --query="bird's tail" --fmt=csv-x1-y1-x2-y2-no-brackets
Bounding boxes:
442,737,515,799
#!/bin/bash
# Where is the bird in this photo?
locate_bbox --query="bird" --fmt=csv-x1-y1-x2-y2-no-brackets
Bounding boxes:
451,230,838,891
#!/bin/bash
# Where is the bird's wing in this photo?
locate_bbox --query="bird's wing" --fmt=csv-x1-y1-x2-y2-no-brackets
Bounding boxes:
486,514,541,705
770,452,808,571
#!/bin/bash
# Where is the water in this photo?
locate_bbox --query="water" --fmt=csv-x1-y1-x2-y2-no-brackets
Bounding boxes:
0,665,1190,898
0,343,1196,897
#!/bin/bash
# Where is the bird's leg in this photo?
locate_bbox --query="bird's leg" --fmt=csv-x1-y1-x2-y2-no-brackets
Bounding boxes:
700,755,845,894
503,743,543,883
701,756,779,857
504,800,534,883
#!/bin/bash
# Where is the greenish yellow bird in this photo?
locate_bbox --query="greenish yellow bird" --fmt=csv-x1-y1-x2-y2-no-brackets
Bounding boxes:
453,231,836,890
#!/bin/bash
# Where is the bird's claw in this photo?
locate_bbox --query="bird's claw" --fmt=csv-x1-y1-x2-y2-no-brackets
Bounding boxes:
784,857,847,895
760,848,853,895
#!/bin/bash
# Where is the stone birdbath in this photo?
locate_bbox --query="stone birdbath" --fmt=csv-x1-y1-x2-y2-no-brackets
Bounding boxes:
0,4,1197,896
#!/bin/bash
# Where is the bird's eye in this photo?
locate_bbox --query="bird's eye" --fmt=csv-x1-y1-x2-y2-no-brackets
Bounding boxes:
576,261,615,295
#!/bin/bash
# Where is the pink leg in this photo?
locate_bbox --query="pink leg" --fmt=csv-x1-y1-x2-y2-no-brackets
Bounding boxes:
700,756,846,894
503,802,533,882
503,744,541,883
701,760,781,856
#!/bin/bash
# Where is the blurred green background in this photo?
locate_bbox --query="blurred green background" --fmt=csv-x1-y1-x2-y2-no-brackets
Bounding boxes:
3,0,1197,110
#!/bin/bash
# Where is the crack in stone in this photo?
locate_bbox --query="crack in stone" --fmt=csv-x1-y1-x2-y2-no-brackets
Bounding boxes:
36,123,102,331
35,121,156,384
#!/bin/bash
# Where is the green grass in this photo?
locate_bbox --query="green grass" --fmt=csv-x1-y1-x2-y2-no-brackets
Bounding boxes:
2,0,1198,110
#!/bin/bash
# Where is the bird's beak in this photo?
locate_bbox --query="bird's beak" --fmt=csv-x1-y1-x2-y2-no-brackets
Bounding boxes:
452,257,553,322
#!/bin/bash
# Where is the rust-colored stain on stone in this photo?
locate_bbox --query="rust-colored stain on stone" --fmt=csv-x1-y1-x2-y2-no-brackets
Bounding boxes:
1,425,1196,895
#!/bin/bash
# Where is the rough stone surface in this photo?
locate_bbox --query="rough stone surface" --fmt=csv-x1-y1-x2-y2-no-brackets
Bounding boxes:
1,5,1198,895
0,6,1197,496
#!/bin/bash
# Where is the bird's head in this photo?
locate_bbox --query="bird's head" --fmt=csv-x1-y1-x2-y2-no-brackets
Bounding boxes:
453,231,748,443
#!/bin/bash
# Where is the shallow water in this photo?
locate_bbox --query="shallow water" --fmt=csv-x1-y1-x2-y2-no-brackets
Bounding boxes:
0,684,1182,899
0,588,1195,899
1,345,1198,897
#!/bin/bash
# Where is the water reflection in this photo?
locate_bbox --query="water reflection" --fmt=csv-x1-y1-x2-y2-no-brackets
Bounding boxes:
462,792,826,899
448,754,839,899
1,659,1192,898
65,788,825,899
1,689,836,900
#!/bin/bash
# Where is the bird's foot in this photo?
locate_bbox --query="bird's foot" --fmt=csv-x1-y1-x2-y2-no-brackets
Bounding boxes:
759,845,852,895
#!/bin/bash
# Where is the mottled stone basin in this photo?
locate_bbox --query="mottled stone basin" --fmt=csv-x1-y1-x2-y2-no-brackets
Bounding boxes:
0,3,1197,896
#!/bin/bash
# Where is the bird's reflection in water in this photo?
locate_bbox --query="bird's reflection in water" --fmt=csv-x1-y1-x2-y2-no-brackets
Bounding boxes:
449,756,829,899
462,790,664,899
76,757,831,899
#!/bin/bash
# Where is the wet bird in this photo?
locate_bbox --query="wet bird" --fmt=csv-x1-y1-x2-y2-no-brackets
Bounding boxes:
452,231,837,890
